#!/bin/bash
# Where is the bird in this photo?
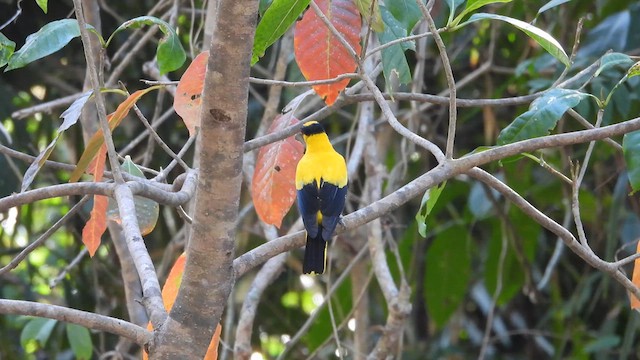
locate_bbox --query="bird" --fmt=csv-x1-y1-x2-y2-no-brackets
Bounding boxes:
295,121,348,274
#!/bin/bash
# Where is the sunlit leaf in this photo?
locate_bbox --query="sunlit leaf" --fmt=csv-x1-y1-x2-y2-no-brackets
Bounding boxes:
415,182,446,237
35,0,48,13
252,114,304,228
108,16,185,74
174,51,208,136
66,324,93,360
82,144,108,257
107,156,159,235
143,254,221,360
594,52,634,77
354,0,384,32
20,318,57,348
378,6,412,85
451,0,512,26
497,88,587,145
6,19,85,71
294,0,361,105
629,61,640,78
461,13,570,67
21,91,94,191
425,225,472,329
70,87,159,182
0,33,15,68
252,0,311,65
537,0,570,15
21,136,58,192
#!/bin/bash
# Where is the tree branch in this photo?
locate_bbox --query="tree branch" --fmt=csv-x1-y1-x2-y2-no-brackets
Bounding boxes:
0,299,151,346
152,0,259,358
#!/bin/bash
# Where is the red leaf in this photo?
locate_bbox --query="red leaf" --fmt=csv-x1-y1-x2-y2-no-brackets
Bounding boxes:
174,51,208,136
252,114,304,228
81,144,107,257
631,240,640,309
294,0,361,105
70,87,159,182
143,253,221,360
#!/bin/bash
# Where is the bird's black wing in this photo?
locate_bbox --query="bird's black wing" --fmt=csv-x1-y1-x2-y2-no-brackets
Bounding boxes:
297,181,320,238
318,180,348,240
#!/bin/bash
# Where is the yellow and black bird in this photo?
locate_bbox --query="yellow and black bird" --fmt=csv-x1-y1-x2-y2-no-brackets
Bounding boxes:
296,121,348,274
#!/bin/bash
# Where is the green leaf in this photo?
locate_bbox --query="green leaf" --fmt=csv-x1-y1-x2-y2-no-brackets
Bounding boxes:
259,0,273,16
595,52,634,77
20,318,57,348
107,156,159,235
35,0,48,13
354,0,384,32
537,0,571,15
451,0,512,27
252,0,310,65
497,88,587,145
461,13,570,67
109,16,186,74
378,6,412,85
6,19,82,71
415,182,446,237
0,32,15,68
66,324,93,360
623,130,640,193
385,0,421,33
484,210,538,305
445,0,466,25
628,61,640,79
583,335,620,354
425,225,472,329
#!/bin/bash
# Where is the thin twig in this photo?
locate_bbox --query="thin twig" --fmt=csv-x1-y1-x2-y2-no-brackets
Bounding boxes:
416,0,457,159
478,228,508,359
72,0,124,183
132,104,190,171
276,245,370,360
49,248,89,288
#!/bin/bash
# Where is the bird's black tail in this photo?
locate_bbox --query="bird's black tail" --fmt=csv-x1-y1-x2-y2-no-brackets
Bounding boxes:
303,232,327,274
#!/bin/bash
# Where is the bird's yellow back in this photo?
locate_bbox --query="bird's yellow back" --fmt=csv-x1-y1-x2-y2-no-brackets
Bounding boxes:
295,132,347,190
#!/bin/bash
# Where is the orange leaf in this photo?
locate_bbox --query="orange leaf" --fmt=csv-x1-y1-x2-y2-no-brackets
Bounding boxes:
69,87,159,182
81,144,108,257
162,253,187,310
631,240,640,309
252,114,304,228
82,196,108,257
294,0,361,105
143,253,221,360
174,51,208,136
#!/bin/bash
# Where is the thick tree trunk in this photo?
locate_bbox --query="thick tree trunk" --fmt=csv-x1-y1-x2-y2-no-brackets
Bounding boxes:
150,1,258,358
